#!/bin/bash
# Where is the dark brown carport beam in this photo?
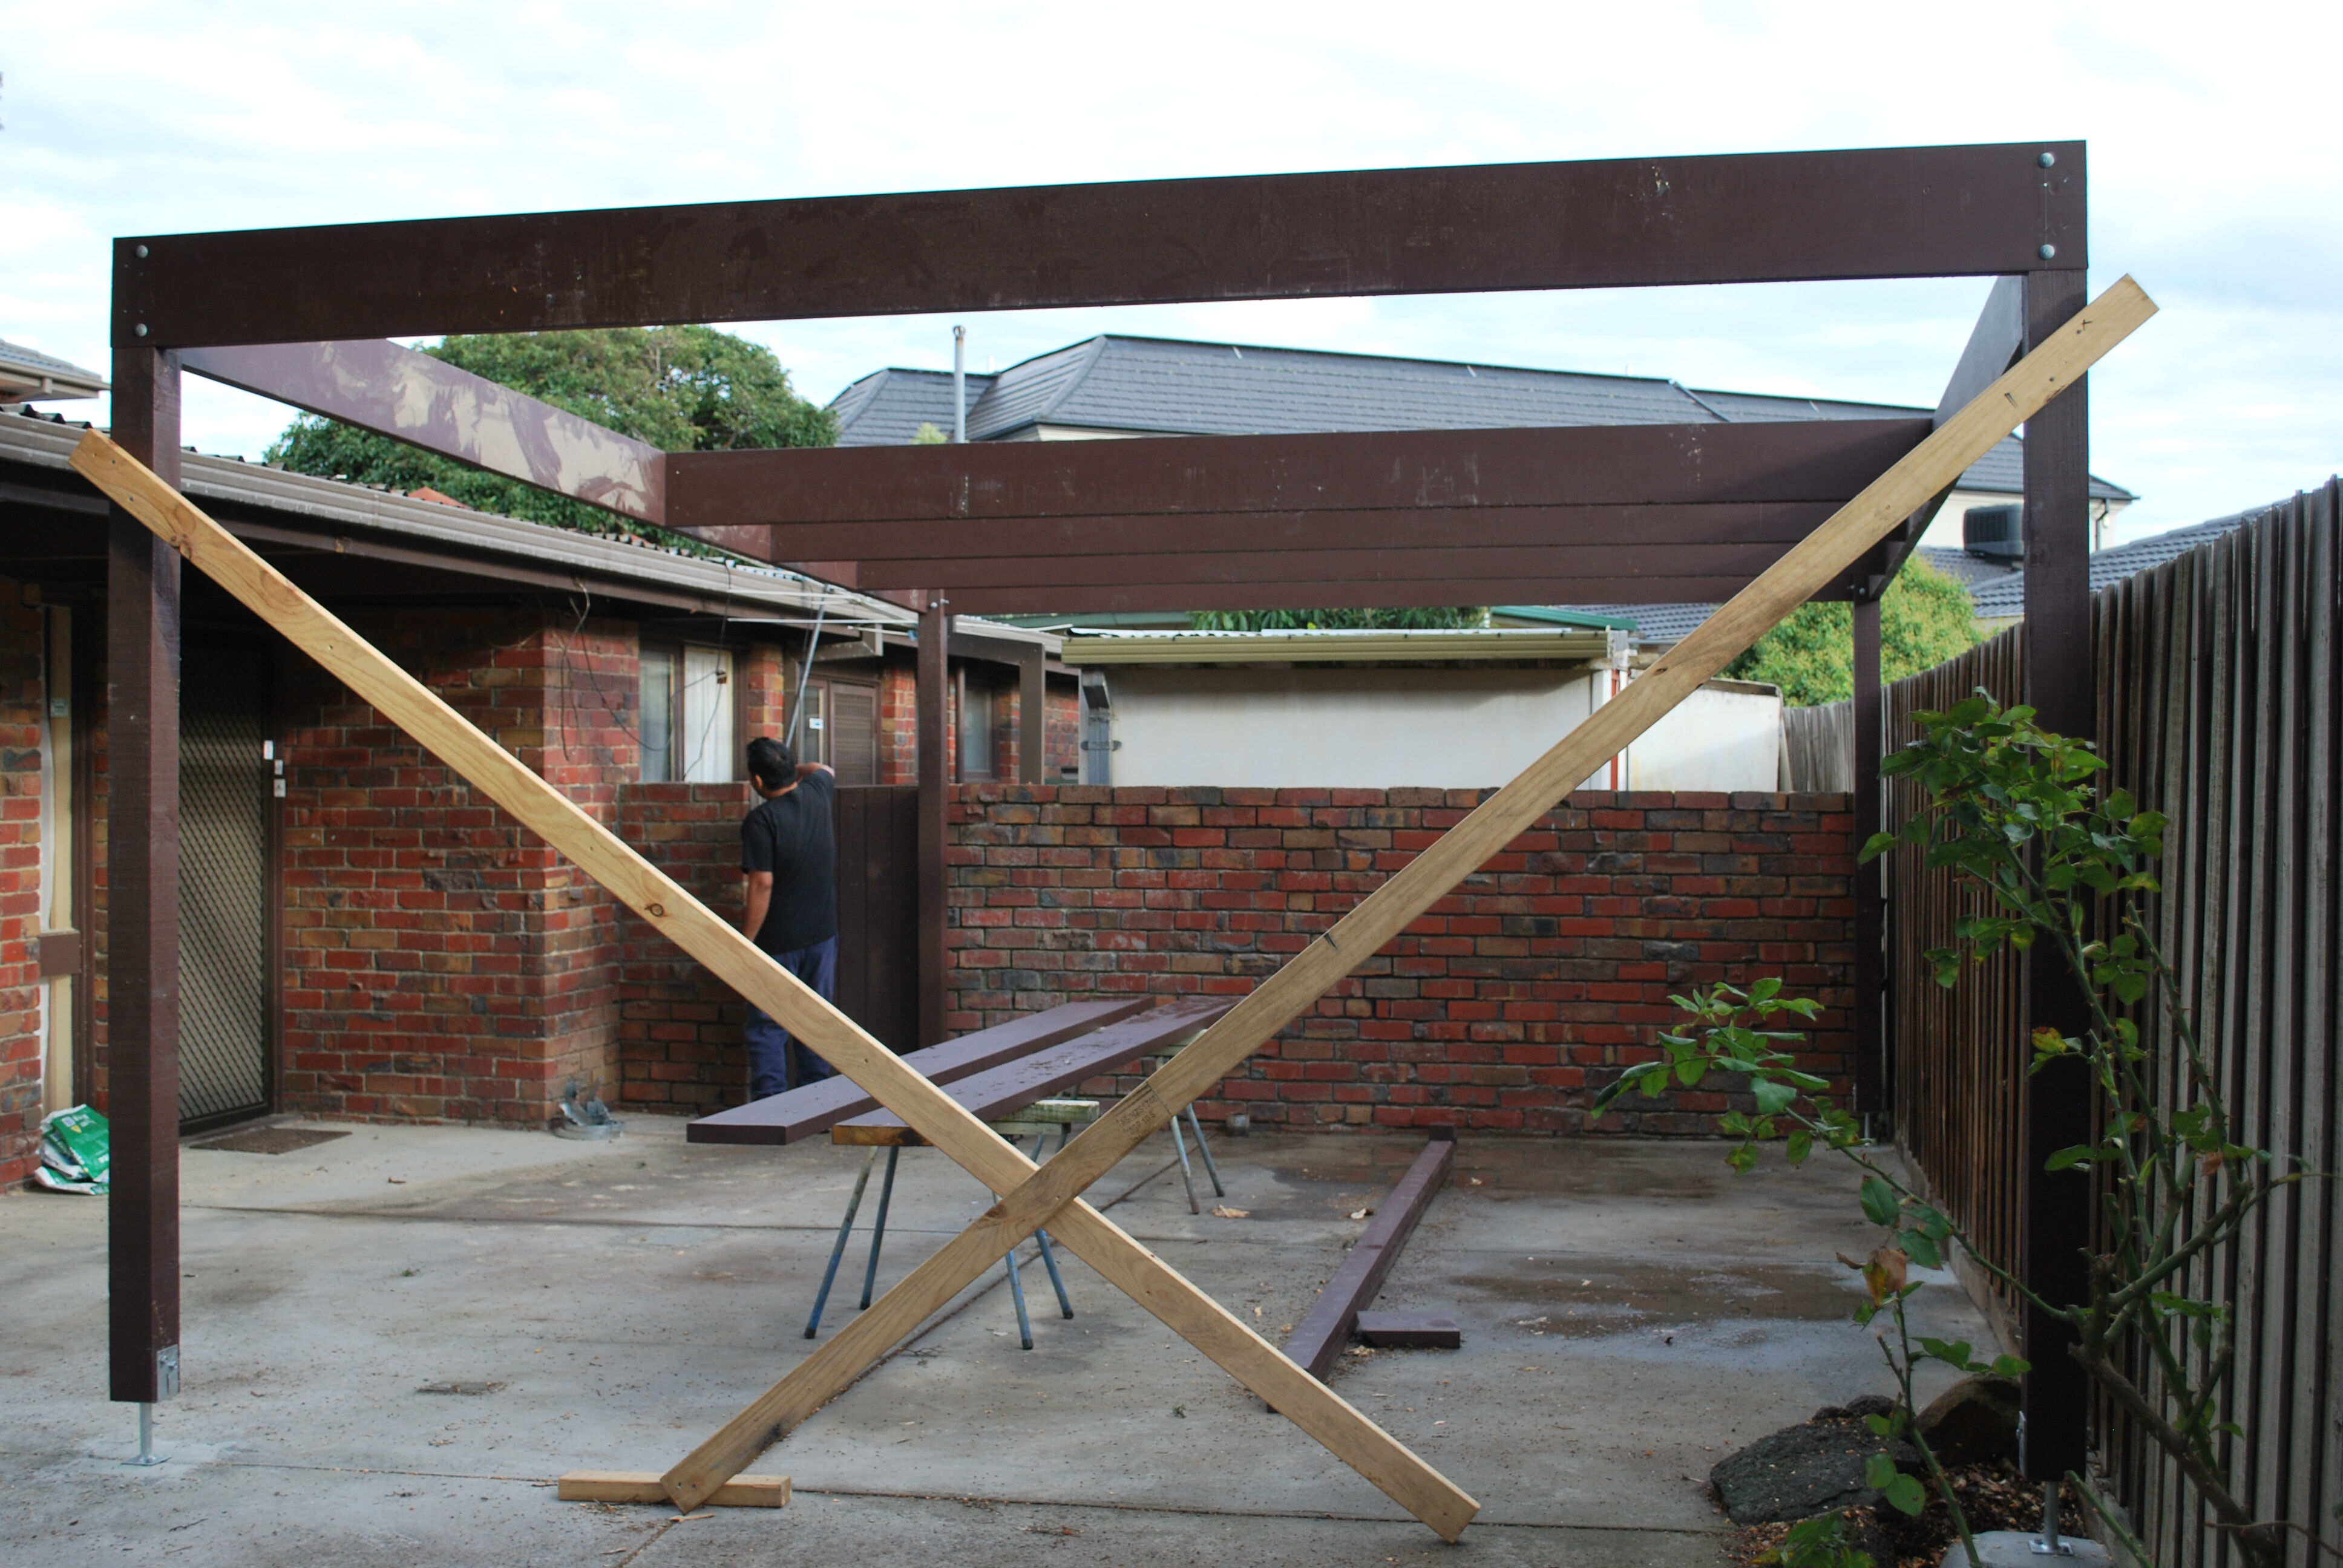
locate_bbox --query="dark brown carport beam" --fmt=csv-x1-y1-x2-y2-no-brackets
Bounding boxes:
666,419,1928,540
928,573,1866,618
116,143,2081,347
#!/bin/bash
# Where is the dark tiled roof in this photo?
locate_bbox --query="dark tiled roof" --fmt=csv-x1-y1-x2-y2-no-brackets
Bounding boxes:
1967,509,2269,619
831,334,2135,505
1915,545,2023,590
830,367,998,447
1556,602,1722,645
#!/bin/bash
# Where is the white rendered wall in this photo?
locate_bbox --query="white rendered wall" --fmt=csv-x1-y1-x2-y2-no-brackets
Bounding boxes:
1099,665,1783,791
1617,682,1785,792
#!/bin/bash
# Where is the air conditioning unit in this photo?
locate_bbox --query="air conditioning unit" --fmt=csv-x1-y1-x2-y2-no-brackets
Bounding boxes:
1963,504,2025,560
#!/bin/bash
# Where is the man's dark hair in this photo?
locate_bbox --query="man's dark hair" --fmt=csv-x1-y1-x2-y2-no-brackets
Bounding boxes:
746,737,795,791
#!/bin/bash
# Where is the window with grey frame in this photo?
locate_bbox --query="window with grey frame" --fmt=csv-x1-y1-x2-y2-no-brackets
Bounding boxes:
638,642,736,783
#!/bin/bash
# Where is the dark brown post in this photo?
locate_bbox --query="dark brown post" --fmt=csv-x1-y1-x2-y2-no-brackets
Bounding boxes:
916,599,949,1047
2019,266,2094,1479
108,337,185,1408
1850,593,1885,1122
1019,646,1045,786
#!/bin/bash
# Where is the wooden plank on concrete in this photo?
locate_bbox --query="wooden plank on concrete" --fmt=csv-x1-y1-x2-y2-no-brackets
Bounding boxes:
833,997,1228,1146
1286,1138,1457,1382
558,1471,788,1508
687,998,1150,1145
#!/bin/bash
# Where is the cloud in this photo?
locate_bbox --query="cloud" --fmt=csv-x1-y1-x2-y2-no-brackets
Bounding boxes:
4,0,2333,547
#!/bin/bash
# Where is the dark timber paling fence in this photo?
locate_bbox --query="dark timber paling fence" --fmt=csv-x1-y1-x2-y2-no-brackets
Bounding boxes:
1885,482,2341,1566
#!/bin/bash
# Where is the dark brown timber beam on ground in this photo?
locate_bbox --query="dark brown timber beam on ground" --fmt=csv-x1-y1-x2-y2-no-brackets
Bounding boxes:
1283,1135,1458,1383
687,998,1152,1146
833,997,1231,1146
116,143,2080,347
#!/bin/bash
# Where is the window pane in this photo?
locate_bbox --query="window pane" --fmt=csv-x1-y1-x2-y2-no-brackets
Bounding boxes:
680,645,734,783
959,682,995,782
795,682,825,766
639,648,674,783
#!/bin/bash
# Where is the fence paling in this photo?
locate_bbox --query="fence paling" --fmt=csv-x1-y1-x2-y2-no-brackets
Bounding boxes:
1884,480,2342,1567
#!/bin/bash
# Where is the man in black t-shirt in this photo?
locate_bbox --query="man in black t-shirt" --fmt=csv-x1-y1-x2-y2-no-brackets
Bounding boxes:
738,736,839,1099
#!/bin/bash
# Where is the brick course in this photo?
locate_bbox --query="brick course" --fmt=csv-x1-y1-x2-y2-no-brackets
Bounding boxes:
946,785,1856,1135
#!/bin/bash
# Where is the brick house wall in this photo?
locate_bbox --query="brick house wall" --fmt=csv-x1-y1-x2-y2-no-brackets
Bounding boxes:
615,780,754,1112
0,581,46,1186
946,785,1856,1135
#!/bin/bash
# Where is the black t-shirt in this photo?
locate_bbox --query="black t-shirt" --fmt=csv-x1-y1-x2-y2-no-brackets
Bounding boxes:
740,770,838,955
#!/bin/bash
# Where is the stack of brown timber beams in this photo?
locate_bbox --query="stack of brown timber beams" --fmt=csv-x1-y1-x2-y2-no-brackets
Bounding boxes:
832,997,1230,1146
687,997,1151,1146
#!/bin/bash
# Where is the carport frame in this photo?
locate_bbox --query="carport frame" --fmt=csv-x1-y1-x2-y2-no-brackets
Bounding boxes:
103,142,2104,1501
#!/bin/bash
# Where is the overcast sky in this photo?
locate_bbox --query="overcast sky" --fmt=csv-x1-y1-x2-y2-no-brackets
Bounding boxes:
4,1,2336,550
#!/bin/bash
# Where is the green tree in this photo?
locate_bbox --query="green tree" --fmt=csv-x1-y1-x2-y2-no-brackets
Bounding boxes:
265,326,836,544
1187,606,1487,632
1721,555,1982,705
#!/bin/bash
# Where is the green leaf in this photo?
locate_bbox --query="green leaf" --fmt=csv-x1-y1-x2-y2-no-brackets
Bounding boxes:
2045,1145,2098,1172
1988,1355,2031,1377
1864,1453,1900,1489
1752,1078,1798,1116
1859,1177,1900,1227
1882,1474,1928,1515
1918,1337,1973,1369
1902,1229,1942,1269
1784,1130,1813,1165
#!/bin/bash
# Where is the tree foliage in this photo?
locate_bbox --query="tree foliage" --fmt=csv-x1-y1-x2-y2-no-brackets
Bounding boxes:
1721,555,1982,706
264,326,835,543
1187,606,1487,632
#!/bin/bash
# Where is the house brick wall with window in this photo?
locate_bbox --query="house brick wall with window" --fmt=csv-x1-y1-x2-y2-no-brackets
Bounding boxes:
945,785,1856,1135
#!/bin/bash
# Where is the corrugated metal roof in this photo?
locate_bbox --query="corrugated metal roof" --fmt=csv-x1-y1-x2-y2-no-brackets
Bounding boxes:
830,367,998,446
1062,625,1622,665
832,334,2134,503
0,338,108,398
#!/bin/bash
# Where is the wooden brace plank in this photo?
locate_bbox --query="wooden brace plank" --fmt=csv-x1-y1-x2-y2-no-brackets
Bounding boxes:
67,429,1479,1542
670,275,2159,1512
1285,1138,1457,1381
558,1471,790,1508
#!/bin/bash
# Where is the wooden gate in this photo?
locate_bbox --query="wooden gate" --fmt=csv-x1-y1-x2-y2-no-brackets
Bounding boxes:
831,785,918,1051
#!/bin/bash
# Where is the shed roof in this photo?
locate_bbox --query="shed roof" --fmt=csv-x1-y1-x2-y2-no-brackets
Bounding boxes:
0,339,108,402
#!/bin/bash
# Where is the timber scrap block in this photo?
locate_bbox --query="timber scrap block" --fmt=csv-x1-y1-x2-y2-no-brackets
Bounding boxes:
1355,1312,1462,1349
558,1471,790,1507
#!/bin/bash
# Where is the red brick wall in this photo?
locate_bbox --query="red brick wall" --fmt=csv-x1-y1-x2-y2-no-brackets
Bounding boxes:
946,785,1855,1135
878,665,917,785
615,781,754,1112
1046,688,1080,779
0,583,46,1186
278,609,637,1125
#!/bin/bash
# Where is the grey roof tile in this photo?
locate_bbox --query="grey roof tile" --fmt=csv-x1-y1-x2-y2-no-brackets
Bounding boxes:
831,367,997,446
1967,508,2272,619
1915,545,2024,590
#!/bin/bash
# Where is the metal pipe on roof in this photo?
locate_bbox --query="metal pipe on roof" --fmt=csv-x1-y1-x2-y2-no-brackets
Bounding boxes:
952,325,966,445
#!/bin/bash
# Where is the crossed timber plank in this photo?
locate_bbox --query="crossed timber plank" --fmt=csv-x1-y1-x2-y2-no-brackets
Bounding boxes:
655,275,2158,1516
71,273,2151,1542
68,428,1480,1539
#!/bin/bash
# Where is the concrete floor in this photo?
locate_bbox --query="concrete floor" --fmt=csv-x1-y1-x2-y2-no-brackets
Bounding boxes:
0,1118,1994,1566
